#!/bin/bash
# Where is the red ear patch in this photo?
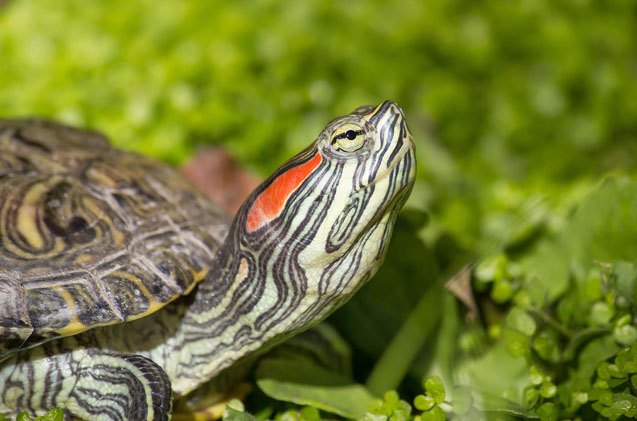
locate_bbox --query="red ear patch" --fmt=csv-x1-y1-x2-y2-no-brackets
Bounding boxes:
246,152,322,232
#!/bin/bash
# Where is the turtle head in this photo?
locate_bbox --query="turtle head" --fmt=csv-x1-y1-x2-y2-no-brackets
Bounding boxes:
207,101,415,353
217,101,415,324
308,100,416,266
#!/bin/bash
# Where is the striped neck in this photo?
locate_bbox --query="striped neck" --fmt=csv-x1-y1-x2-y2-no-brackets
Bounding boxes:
189,100,415,377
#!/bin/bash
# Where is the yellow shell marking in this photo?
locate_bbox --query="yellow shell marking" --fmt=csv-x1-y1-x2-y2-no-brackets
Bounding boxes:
54,288,84,335
16,182,49,250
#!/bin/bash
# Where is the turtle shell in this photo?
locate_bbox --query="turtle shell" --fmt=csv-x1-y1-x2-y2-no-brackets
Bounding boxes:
0,119,229,358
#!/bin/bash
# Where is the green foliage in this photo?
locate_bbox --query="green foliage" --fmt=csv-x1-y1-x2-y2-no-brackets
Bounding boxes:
363,390,413,421
1,0,636,420
414,377,447,420
224,400,258,421
0,409,64,421
254,357,374,418
589,344,637,419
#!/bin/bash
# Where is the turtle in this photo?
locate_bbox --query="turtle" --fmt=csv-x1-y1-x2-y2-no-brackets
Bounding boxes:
0,100,416,420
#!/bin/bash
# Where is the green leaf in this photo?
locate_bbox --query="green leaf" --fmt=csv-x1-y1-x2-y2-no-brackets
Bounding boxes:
35,409,64,421
451,386,473,415
475,254,509,282
614,324,637,346
424,376,446,404
414,395,435,411
615,344,637,374
611,393,637,416
566,178,637,280
365,285,445,396
470,390,535,418
491,279,514,304
255,358,375,419
420,293,461,389
597,362,612,380
505,307,536,336
524,387,540,408
420,406,446,421
539,382,556,399
363,391,412,421
532,331,560,362
572,334,620,386
223,401,258,421
589,302,614,326
503,328,529,357
610,262,637,305
456,340,529,406
536,402,558,421
518,239,569,306
299,406,321,421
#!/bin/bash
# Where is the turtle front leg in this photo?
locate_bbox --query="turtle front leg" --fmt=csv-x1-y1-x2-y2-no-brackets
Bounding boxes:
0,340,172,420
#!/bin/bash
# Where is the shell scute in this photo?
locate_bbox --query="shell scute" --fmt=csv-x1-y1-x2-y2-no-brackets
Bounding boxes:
26,285,77,330
103,275,150,319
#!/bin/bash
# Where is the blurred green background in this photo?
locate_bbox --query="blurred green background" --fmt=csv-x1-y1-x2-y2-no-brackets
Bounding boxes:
1,0,637,419
1,0,636,247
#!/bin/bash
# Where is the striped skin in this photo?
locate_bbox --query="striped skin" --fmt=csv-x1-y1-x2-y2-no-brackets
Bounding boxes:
1,342,172,420
0,101,415,420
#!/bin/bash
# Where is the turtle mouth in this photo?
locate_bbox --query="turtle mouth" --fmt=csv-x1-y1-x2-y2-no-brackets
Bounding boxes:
364,100,416,186
387,136,416,175
363,143,416,224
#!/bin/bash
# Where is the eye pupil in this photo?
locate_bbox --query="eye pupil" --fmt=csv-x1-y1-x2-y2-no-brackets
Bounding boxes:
345,130,357,140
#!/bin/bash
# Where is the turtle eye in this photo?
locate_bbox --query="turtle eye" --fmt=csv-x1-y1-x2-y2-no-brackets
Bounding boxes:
330,123,367,152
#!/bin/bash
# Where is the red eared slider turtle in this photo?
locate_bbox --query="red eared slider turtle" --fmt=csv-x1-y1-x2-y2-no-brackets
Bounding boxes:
0,101,415,420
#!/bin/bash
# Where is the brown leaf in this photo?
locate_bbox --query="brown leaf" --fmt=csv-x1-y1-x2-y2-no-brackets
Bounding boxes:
445,265,480,322
181,147,261,216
